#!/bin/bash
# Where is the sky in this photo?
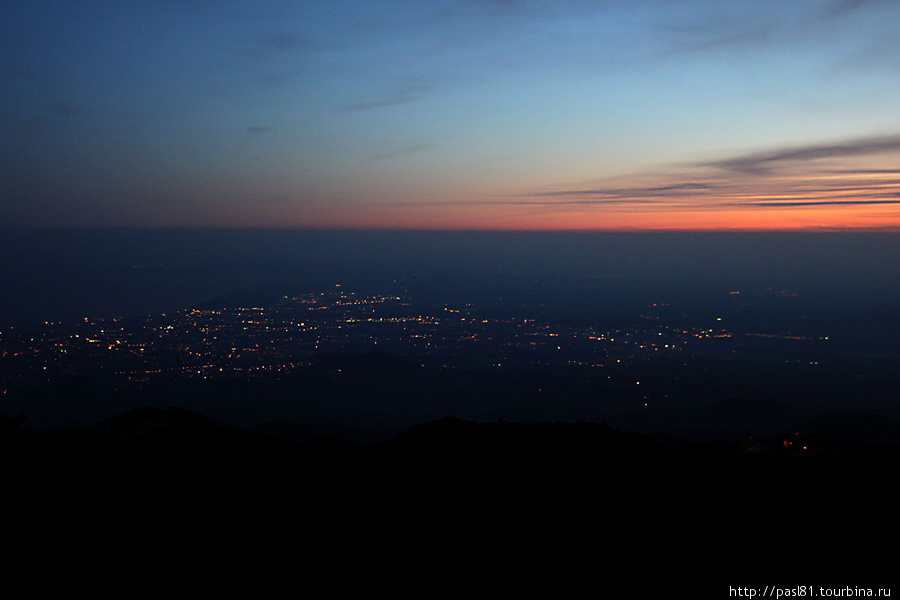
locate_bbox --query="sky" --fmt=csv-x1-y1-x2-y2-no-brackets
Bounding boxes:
3,0,900,230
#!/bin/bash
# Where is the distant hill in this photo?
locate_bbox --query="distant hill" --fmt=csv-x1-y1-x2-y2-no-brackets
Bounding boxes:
90,406,225,440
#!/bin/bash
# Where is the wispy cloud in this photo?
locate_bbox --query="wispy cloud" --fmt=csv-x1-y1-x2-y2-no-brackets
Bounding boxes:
532,182,716,198
238,125,274,152
261,33,337,53
822,0,892,19
654,20,774,57
339,81,435,113
370,143,435,162
259,71,298,85
265,34,312,51
341,94,419,112
729,199,900,208
825,168,900,175
520,133,900,212
246,125,273,136
702,134,900,175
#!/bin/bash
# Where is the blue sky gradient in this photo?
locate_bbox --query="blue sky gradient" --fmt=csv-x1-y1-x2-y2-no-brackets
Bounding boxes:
3,0,900,229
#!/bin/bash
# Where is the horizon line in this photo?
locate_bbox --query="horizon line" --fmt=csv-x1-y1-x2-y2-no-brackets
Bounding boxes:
3,225,900,233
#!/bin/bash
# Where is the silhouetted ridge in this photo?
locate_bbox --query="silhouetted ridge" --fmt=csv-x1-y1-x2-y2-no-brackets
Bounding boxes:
0,412,25,433
255,417,396,443
91,406,224,440
388,416,656,470
4,407,897,596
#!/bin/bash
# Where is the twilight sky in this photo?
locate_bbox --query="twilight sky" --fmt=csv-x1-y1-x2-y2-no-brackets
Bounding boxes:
3,0,900,230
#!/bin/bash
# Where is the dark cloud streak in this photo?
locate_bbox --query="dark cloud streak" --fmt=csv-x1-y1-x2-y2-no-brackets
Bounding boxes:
339,82,435,112
703,135,900,175
262,34,337,52
822,0,892,18
825,168,900,175
370,144,435,162
655,21,774,56
729,199,900,208
531,182,717,198
522,132,900,212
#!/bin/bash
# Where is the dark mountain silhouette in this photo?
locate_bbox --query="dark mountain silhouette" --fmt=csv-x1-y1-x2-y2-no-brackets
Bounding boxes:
90,406,226,440
254,416,397,443
3,408,896,596
0,412,25,434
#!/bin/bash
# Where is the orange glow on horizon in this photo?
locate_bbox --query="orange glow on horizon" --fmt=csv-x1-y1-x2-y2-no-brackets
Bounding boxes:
246,202,900,232
190,150,900,232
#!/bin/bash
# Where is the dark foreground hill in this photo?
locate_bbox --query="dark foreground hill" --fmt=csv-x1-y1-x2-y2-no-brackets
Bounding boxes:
2,408,896,597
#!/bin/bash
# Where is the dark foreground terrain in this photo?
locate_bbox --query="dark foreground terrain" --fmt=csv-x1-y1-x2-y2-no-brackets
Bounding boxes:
2,406,896,598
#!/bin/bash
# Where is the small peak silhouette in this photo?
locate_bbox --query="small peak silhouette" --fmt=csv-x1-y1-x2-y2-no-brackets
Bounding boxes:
91,406,222,440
